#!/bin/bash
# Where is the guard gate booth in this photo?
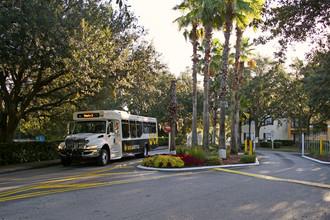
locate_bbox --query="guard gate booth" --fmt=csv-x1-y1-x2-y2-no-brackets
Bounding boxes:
58,110,158,166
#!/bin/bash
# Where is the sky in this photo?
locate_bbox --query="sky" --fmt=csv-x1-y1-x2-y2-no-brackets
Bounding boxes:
128,1,309,76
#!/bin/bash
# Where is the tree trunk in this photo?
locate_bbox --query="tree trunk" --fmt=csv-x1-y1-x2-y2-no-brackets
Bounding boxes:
0,102,21,143
235,61,245,148
202,24,213,150
255,118,260,146
212,91,218,144
219,2,233,149
230,25,243,154
191,23,198,146
169,80,177,152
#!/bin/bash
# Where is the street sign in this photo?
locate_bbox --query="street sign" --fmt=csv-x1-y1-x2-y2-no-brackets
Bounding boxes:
164,122,171,133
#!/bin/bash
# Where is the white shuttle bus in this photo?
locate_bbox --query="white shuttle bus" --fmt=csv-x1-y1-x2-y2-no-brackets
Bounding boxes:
58,110,158,166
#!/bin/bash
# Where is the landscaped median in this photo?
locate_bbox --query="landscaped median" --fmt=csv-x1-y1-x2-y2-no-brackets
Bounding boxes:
137,146,259,171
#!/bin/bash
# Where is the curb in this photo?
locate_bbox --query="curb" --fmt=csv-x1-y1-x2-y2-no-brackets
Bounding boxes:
302,155,330,165
137,158,259,172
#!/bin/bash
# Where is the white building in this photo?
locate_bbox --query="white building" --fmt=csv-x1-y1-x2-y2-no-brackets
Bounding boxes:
241,118,289,143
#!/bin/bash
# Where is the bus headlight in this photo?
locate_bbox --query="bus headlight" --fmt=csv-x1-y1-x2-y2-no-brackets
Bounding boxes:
58,144,65,150
86,145,98,149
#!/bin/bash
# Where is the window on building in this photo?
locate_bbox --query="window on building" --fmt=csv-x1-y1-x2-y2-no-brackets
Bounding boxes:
265,118,273,125
264,133,271,140
291,119,299,128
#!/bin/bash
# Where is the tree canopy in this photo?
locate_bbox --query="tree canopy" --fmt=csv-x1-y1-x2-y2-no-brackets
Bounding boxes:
260,0,329,59
0,0,156,142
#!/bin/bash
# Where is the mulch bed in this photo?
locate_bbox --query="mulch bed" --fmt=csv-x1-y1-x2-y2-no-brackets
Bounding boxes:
222,154,241,165
305,154,330,162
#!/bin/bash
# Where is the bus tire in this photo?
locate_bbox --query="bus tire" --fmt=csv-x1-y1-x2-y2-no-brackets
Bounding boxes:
61,157,71,166
138,145,148,158
97,148,109,166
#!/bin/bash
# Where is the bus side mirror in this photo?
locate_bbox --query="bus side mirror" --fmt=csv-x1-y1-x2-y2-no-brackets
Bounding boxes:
67,122,73,135
115,122,119,134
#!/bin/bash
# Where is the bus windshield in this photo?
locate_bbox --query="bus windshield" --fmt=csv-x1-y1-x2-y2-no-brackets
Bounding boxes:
72,121,106,134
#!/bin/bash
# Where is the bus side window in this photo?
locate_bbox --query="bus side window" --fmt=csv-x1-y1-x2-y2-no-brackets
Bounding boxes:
130,120,137,138
122,120,129,138
107,121,114,134
137,121,143,137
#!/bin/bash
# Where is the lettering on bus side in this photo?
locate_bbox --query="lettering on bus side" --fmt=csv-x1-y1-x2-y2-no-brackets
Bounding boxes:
149,134,158,145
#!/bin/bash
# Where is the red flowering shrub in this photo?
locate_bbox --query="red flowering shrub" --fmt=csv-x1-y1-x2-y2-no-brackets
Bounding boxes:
177,155,206,167
144,154,206,167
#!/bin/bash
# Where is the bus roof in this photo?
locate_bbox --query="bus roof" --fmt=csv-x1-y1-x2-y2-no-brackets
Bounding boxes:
73,110,157,122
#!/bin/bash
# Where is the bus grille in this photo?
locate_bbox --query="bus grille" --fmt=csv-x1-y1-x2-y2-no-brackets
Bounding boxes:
66,138,87,149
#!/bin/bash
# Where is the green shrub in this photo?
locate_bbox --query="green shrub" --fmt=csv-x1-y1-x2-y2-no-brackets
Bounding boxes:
176,147,188,156
260,141,282,148
276,140,295,146
158,136,186,146
0,140,61,165
141,155,184,168
158,137,168,146
274,141,282,148
205,156,222,165
186,146,206,161
244,151,256,155
239,154,256,163
260,142,272,148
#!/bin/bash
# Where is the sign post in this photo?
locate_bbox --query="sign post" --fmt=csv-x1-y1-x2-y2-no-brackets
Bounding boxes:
164,122,171,152
271,130,274,149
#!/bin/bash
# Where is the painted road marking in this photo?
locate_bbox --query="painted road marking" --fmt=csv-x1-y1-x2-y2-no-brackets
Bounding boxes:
213,168,330,189
0,164,137,198
0,163,211,202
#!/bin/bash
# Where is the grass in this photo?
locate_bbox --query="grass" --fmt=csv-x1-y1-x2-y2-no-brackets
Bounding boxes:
257,146,299,152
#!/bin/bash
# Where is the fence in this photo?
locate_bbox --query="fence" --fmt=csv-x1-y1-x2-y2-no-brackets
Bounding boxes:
302,133,330,158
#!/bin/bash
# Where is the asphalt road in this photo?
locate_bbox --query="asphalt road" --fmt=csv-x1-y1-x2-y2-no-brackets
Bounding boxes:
0,149,329,220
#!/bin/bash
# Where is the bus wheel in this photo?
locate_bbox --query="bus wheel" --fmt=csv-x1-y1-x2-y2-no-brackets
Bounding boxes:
97,148,109,166
138,146,148,158
61,157,71,166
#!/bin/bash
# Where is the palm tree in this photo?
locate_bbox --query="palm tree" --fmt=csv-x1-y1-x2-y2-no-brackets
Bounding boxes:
230,0,264,153
235,38,255,148
219,0,263,150
219,0,234,149
209,39,224,144
175,0,225,150
174,0,204,146
199,0,225,150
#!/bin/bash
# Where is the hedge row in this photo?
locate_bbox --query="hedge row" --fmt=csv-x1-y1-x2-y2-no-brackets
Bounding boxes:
158,136,185,146
0,140,62,165
260,141,282,148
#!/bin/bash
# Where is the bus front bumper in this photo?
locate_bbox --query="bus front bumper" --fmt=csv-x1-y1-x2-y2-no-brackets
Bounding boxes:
59,149,101,160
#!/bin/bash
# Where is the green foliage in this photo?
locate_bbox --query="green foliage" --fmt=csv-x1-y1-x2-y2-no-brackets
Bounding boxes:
240,154,256,163
244,151,256,155
158,137,169,146
205,156,222,165
0,141,61,165
260,141,282,148
276,140,295,146
262,0,328,59
176,147,188,156
186,146,206,161
141,155,184,168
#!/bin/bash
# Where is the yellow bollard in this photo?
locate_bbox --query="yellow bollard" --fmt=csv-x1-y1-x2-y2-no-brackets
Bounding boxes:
249,140,253,155
320,140,323,156
245,140,248,152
